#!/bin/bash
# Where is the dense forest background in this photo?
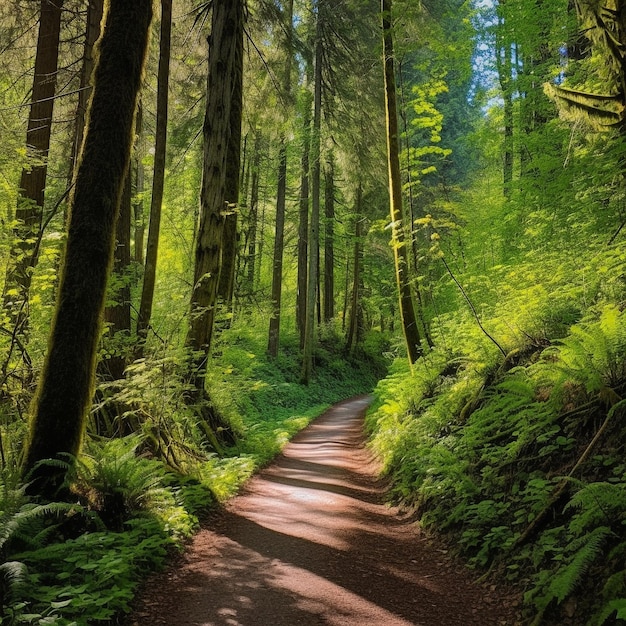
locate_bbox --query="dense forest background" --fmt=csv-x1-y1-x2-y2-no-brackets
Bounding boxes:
1,0,626,624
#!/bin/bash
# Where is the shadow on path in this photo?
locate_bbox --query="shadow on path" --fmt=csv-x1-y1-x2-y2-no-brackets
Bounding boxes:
130,395,517,626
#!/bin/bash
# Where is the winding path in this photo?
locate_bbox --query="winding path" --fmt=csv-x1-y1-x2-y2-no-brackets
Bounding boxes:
130,396,520,626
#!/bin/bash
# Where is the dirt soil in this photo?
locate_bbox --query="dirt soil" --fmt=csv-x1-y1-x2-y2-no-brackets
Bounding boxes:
128,395,523,626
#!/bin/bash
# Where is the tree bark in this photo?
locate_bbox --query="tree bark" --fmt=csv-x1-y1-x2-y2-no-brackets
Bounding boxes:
94,169,133,438
217,42,243,306
296,85,312,347
68,0,103,185
382,0,422,365
3,0,64,330
496,0,514,199
268,139,288,357
185,0,243,448
137,0,172,348
22,0,153,498
101,170,132,383
245,131,262,292
133,102,145,264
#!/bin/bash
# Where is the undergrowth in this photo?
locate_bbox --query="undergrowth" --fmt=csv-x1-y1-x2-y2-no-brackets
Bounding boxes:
0,320,384,625
368,280,626,625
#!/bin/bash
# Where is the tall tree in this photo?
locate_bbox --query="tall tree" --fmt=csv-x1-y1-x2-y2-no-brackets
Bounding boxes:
68,0,104,184
133,102,145,264
186,0,244,446
382,0,422,364
217,5,244,307
301,0,324,384
345,183,364,354
245,130,262,292
296,81,312,347
22,0,153,497
3,0,64,330
268,0,295,358
496,0,514,199
137,0,173,349
323,152,335,323
102,172,132,383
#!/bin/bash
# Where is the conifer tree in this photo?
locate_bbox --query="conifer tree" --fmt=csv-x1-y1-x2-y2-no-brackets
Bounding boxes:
137,0,173,350
186,0,244,446
3,0,64,332
382,0,422,364
268,0,295,358
23,0,153,498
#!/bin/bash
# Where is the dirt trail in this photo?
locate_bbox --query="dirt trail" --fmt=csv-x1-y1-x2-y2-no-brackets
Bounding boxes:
129,396,521,626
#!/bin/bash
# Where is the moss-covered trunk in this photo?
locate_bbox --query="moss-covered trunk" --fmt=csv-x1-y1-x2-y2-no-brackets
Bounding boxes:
22,0,153,497
185,0,244,447
382,0,422,365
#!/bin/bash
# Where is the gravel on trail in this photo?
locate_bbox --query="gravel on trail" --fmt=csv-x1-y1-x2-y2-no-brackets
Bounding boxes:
129,395,523,626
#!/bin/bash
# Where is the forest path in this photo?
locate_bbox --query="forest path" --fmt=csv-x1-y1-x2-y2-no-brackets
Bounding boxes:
129,396,521,626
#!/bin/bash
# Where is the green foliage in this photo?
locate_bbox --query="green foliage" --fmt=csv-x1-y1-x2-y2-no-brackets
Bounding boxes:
75,436,175,531
8,517,170,625
369,271,626,624
539,305,626,398
0,298,380,624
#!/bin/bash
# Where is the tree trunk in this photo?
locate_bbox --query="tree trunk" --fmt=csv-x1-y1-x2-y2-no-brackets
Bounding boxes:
296,85,312,347
301,5,323,384
496,0,514,199
133,102,145,264
68,0,103,185
268,0,294,357
245,131,262,292
235,132,251,299
137,0,172,348
94,169,133,438
346,184,363,354
185,0,244,448
323,153,335,323
382,0,422,365
3,0,64,330
217,36,243,306
268,139,287,357
22,0,153,498
102,171,132,383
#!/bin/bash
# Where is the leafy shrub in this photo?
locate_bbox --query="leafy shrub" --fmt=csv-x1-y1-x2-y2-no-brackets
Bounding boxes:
76,436,174,531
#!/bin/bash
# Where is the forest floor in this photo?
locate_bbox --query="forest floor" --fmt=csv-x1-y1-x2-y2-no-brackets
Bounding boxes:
127,396,523,626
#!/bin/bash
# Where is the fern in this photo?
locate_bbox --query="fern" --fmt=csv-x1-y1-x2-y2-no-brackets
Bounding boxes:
565,482,626,535
543,305,626,400
77,436,173,530
592,569,626,626
0,501,83,555
534,526,613,614
596,598,626,625
0,560,27,603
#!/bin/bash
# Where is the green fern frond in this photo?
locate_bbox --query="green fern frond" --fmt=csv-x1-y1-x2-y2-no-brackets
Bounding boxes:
548,526,613,604
566,481,626,534
541,305,626,398
0,501,80,554
0,559,27,586
78,435,172,524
